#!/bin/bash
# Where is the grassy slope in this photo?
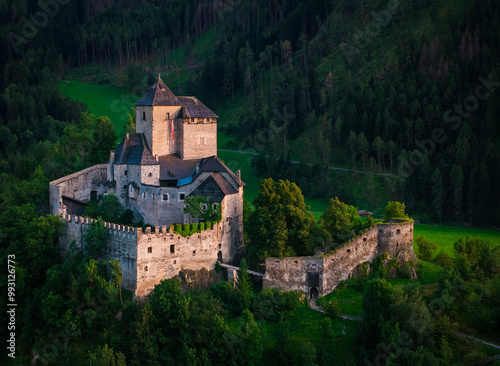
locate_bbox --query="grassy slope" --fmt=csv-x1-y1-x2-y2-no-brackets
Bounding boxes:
414,224,500,253
58,80,133,134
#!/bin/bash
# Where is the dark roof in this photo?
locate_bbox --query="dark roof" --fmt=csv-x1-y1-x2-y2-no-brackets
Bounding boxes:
158,153,198,180
114,133,158,165
135,77,179,106
198,156,244,187
135,78,217,118
178,96,218,118
189,173,238,202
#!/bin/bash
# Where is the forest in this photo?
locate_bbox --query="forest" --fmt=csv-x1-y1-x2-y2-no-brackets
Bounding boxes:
0,0,500,364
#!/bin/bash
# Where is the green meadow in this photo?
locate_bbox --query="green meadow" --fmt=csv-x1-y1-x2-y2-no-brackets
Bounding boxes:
414,224,500,253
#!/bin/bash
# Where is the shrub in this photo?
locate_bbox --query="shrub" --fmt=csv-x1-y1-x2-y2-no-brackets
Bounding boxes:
415,236,438,261
383,201,409,221
174,224,182,232
324,300,341,319
199,222,205,231
190,223,197,232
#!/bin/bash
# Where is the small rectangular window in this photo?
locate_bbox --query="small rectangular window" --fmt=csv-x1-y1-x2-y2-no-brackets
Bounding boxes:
396,229,401,234
170,245,175,253
144,266,148,271
124,185,127,190
162,194,169,201
124,170,128,175
192,250,196,256
167,112,170,119
191,118,194,122
143,112,146,120
151,193,155,199
148,247,152,253
180,193,185,200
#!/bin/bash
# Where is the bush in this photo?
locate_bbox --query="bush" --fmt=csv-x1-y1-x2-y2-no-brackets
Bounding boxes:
433,251,453,267
174,224,182,232
190,223,197,232
415,236,438,261
199,222,205,231
324,300,341,319
384,201,409,221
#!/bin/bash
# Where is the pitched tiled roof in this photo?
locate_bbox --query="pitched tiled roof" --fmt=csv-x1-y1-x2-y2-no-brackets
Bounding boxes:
135,77,179,106
158,153,198,180
189,173,238,201
178,96,218,118
114,133,158,165
198,156,244,187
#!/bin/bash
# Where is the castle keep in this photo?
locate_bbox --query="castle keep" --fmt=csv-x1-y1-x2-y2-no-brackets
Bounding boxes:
50,78,244,296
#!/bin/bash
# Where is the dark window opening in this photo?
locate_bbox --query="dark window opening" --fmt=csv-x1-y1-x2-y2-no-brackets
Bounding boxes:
294,260,298,264
218,244,222,249
347,249,351,253
309,287,319,299
170,245,175,253
163,194,169,201
379,229,384,233
192,250,196,256
217,251,222,262
397,229,401,234
90,190,97,201
363,237,367,242
144,266,148,271
143,112,146,120
124,185,127,190
180,193,185,200
124,170,128,175
174,260,176,264
148,247,152,253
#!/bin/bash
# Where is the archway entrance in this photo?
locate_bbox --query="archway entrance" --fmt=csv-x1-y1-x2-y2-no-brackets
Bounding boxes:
309,287,319,299
217,251,222,262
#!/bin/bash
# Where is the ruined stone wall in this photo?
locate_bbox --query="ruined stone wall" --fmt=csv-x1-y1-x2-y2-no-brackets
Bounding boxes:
322,225,380,294
263,222,417,297
263,257,323,294
49,165,108,215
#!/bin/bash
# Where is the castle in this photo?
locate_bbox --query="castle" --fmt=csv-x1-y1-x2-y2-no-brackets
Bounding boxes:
50,77,416,298
50,77,244,296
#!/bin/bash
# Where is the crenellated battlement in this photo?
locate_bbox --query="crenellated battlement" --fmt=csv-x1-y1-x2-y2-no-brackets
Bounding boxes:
60,214,137,235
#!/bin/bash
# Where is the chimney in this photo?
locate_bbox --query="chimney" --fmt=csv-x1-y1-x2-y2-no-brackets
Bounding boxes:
108,150,115,181
237,170,241,182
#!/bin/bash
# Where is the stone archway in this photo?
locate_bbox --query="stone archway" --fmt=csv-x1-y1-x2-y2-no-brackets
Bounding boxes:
309,287,319,299
217,251,222,262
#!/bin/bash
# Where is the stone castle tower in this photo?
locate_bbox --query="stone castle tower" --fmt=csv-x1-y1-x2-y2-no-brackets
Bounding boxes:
50,77,244,296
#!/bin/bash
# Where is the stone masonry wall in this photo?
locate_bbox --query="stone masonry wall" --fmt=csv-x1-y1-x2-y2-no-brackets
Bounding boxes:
49,165,108,215
263,257,324,294
263,222,416,297
57,210,237,296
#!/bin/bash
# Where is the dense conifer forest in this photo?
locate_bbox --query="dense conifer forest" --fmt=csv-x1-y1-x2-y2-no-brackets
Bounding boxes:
0,0,499,364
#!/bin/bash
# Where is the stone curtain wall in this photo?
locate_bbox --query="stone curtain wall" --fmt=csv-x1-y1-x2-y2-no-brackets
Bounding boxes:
322,225,380,294
59,214,138,291
58,214,228,296
263,222,416,296
135,223,223,296
263,257,324,294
